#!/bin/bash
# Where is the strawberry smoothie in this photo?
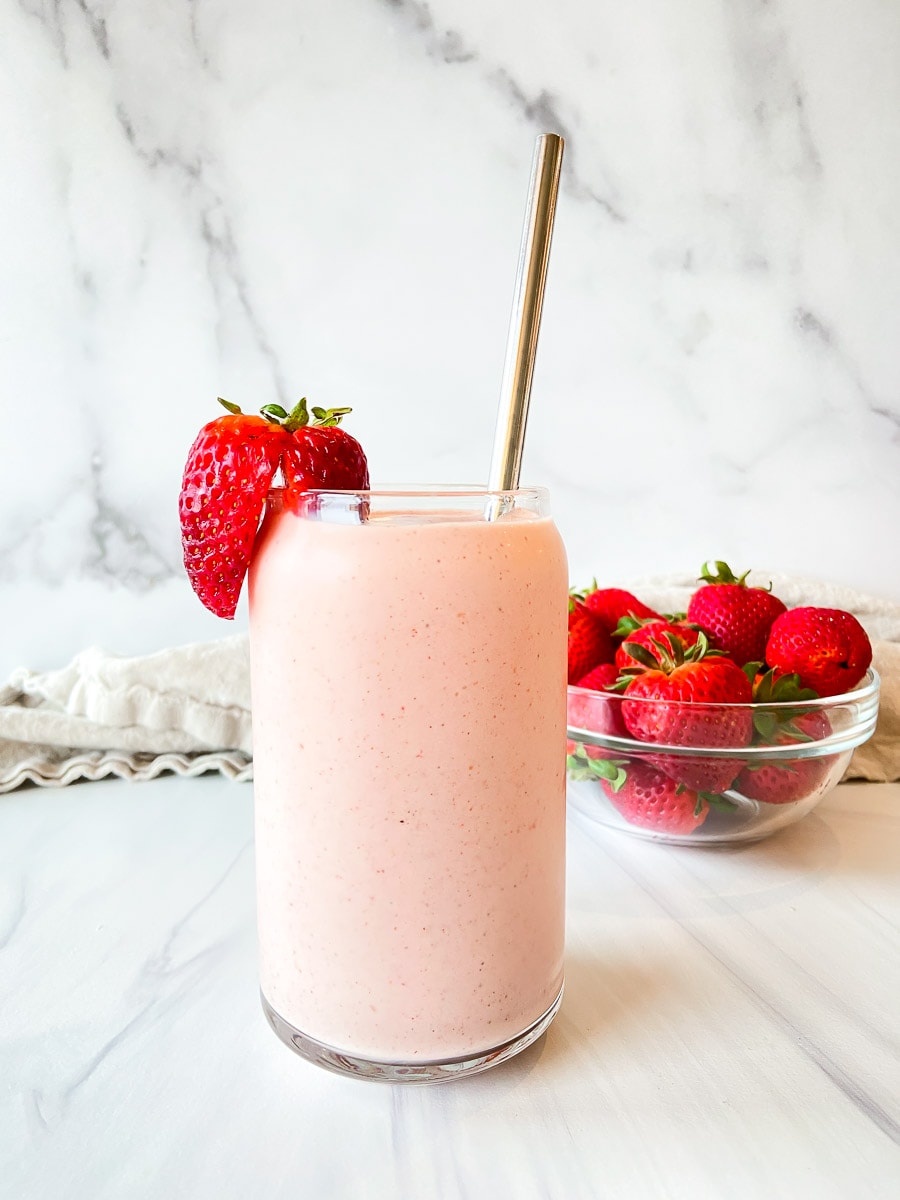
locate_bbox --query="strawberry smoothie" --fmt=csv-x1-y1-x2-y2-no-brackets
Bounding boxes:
248,487,567,1078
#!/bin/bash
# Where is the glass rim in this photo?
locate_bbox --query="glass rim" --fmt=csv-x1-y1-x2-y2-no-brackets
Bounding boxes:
267,483,549,500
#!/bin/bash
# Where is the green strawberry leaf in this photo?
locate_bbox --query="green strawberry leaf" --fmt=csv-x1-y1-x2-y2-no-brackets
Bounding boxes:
703,793,740,812
621,641,659,670
753,711,779,741
613,614,645,638
699,560,743,585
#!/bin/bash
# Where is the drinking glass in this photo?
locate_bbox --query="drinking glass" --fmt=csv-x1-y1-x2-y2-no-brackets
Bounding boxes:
248,486,567,1082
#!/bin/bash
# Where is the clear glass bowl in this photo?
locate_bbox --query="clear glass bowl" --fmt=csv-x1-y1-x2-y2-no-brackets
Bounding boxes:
566,669,880,845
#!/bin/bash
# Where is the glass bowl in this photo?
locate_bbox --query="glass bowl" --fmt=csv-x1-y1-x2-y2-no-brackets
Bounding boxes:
566,669,880,845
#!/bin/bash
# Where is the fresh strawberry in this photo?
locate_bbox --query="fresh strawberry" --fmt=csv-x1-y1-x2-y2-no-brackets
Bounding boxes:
572,583,661,635
599,761,710,836
180,410,290,619
744,666,827,744
735,757,832,806
568,597,589,631
619,632,753,793
568,663,627,737
275,399,370,492
765,607,872,698
568,607,614,684
687,561,786,666
575,662,620,691
620,633,753,741
179,397,369,618
615,617,701,670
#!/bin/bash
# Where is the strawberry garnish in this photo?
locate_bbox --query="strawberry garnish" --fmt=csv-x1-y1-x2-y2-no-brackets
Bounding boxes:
179,397,369,618
268,399,370,492
687,560,787,666
764,606,872,698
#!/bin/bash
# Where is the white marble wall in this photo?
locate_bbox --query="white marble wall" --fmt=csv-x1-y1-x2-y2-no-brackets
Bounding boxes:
3,0,900,676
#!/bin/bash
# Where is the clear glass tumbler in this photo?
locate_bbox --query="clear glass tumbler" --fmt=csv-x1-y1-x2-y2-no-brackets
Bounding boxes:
248,486,568,1082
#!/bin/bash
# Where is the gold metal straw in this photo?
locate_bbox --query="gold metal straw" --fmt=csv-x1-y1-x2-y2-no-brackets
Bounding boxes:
487,132,565,497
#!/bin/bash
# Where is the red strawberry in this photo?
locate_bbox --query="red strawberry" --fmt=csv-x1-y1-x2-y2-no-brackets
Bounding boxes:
568,598,590,631
615,618,700,670
619,633,753,793
765,607,872,698
746,667,827,743
278,399,369,492
568,663,627,737
179,397,369,618
687,561,786,666
600,761,709,836
735,757,832,805
738,712,834,803
573,584,661,635
568,608,614,684
575,662,620,691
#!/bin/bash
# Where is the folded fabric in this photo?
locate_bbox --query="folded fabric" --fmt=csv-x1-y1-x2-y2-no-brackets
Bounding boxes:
0,574,897,792
0,636,251,792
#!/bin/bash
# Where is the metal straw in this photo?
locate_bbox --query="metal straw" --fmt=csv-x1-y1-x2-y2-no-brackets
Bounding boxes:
487,133,564,500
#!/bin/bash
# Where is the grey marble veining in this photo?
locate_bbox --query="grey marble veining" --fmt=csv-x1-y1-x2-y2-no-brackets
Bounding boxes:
2,0,900,678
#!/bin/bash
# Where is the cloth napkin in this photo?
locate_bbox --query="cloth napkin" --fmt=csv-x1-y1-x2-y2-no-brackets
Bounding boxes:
0,574,897,793
0,635,252,792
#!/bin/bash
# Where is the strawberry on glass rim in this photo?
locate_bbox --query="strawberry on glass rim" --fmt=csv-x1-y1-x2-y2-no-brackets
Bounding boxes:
179,396,369,619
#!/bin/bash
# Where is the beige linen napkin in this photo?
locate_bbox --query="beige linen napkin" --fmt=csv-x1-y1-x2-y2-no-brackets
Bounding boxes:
0,575,897,793
0,636,252,792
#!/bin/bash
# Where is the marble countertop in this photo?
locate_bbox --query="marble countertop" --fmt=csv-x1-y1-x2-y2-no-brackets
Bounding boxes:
3,776,899,1199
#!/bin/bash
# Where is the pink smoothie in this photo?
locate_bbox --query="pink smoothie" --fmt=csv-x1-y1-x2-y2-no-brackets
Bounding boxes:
248,490,567,1063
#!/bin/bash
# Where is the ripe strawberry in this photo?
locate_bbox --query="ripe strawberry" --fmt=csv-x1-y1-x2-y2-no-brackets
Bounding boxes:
739,713,834,803
568,607,614,684
568,597,590,631
599,761,709,836
745,666,827,743
735,757,832,806
575,662,620,691
179,397,369,618
765,607,872,698
620,633,753,793
687,561,786,666
277,399,369,492
615,617,700,670
568,662,627,737
572,583,661,635
620,633,753,741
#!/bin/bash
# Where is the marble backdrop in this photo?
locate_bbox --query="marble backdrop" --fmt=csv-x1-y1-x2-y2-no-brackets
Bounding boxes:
3,0,900,676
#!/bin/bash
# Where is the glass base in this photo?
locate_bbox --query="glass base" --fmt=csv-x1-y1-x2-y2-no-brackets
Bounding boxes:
260,984,564,1084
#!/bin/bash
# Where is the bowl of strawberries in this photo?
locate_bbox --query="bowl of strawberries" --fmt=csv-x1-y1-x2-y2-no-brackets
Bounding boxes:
566,562,880,845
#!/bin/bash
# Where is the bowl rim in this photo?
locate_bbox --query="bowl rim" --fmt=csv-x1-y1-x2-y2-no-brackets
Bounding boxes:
567,667,880,711
566,670,880,760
